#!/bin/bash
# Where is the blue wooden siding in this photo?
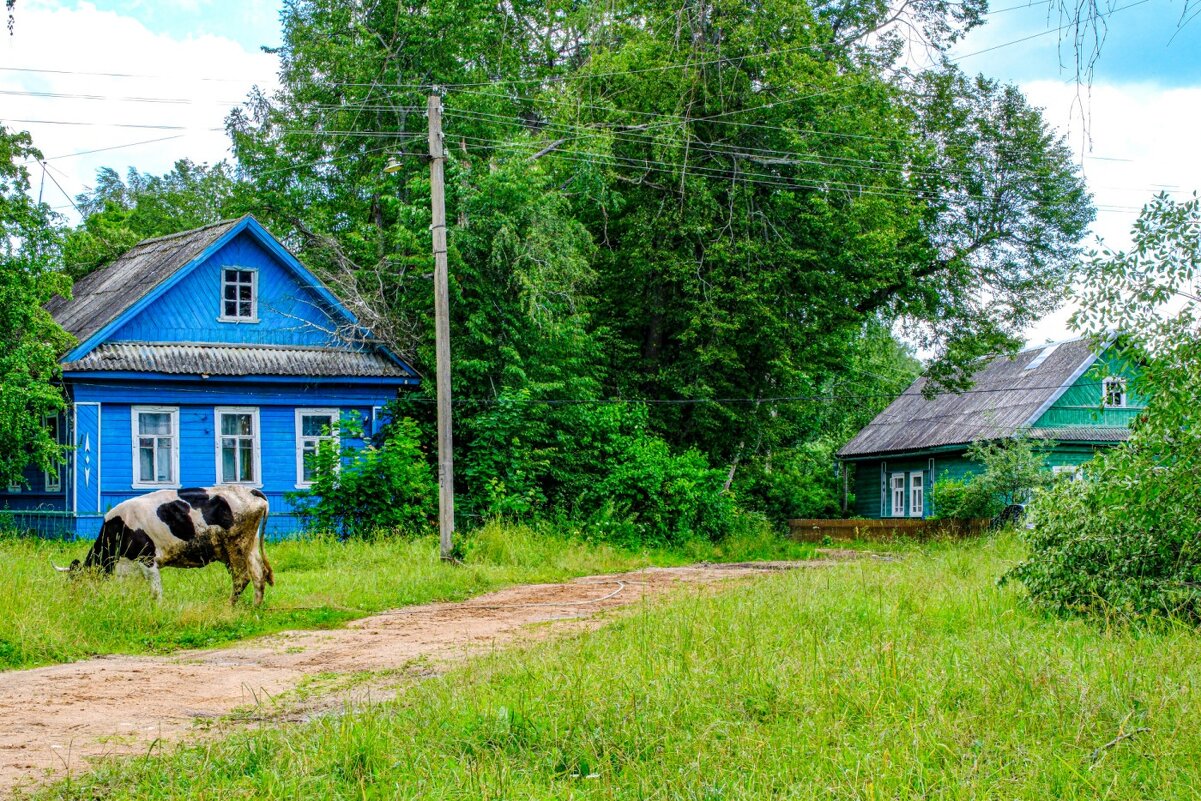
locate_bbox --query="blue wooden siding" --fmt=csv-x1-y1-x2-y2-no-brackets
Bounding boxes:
109,231,351,349
1,383,398,538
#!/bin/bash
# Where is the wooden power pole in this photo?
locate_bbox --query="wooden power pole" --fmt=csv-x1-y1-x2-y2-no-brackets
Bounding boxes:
428,92,456,561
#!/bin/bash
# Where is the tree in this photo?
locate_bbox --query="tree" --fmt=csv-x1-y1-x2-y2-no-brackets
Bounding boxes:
225,0,1092,532
1008,194,1201,619
0,126,72,486
63,160,242,279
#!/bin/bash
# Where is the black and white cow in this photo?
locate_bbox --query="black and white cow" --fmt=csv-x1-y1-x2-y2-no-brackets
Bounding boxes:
57,486,274,605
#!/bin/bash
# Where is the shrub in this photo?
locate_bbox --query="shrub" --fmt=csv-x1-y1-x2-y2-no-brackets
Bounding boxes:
930,435,1048,520
929,474,1002,520
290,416,437,539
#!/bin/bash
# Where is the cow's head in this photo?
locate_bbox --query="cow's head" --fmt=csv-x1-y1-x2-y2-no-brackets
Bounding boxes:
52,558,83,575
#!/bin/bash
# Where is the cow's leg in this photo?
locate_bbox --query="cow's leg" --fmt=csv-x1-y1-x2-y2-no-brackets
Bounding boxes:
226,551,250,606
248,549,267,606
137,561,163,601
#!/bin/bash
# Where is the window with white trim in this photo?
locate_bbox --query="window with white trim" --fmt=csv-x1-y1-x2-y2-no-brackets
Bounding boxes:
296,408,339,487
43,414,62,492
220,268,257,321
216,407,260,484
133,406,179,487
890,473,906,517
909,472,924,518
1052,464,1080,480
1102,376,1127,408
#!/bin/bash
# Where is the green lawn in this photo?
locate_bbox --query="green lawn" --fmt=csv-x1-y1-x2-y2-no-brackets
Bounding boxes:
29,533,1201,800
0,522,816,671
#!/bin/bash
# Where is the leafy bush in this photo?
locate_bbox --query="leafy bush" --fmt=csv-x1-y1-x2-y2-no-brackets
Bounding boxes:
930,435,1048,520
1007,194,1201,621
1007,439,1201,619
929,474,1003,520
290,416,437,539
735,440,843,526
547,404,739,548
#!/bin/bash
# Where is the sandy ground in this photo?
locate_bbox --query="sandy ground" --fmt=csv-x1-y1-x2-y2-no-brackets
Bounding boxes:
0,555,865,796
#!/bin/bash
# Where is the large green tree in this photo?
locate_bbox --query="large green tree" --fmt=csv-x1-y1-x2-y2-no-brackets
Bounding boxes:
0,126,72,486
222,0,1091,521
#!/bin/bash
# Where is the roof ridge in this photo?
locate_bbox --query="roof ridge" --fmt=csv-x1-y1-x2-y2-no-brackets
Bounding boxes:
94,341,366,352
127,216,245,248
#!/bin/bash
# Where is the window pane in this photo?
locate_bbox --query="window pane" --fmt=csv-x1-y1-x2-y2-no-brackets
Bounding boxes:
224,285,237,300
239,284,252,301
221,414,252,435
139,445,154,483
225,300,238,317
239,301,252,318
302,443,317,482
239,442,254,481
302,414,333,437
238,270,252,283
139,413,171,435
157,438,173,482
221,444,236,482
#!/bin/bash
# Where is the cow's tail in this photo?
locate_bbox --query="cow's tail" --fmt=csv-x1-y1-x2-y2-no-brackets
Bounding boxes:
258,505,274,586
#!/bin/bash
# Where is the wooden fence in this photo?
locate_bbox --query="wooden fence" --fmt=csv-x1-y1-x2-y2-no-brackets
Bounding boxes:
787,517,989,542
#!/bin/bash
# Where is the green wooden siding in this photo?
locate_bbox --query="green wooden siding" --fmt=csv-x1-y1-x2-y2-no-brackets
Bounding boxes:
849,443,1111,519
1032,351,1146,429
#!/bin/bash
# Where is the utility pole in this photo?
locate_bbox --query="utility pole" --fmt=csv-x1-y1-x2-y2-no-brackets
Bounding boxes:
427,91,456,561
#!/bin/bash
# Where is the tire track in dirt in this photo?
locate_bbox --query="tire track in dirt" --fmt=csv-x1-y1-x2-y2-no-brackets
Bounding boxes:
0,556,865,796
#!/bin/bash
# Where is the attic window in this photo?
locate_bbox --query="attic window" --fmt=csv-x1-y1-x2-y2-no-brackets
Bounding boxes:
220,269,257,322
1103,377,1127,408
1024,343,1060,370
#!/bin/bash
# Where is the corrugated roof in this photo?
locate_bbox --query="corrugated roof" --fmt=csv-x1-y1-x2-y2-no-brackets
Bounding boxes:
838,337,1102,458
46,218,243,342
1028,426,1131,443
62,342,412,378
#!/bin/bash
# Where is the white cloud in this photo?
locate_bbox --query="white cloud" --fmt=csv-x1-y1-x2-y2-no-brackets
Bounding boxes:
1019,80,1201,345
0,0,278,218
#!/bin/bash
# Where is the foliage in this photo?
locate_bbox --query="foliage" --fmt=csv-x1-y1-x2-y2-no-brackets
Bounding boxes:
289,416,437,539
930,435,1048,519
62,160,242,278
0,125,72,487
38,536,1201,800
214,0,1089,540
1010,193,1201,620
929,474,1002,520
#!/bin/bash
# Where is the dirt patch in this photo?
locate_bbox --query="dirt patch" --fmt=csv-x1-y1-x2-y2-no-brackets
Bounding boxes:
0,557,859,795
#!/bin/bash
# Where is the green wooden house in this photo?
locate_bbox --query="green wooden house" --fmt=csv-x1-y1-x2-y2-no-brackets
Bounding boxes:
837,337,1144,519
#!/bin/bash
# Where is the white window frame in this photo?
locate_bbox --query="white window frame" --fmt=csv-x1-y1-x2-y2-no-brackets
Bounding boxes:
1102,376,1127,408
6,481,20,493
1052,465,1080,481
890,473,906,518
43,413,62,492
908,472,924,518
214,406,262,486
218,267,259,323
295,408,340,489
131,405,181,489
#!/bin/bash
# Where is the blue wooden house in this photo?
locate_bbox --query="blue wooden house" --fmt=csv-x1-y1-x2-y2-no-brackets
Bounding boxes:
1,215,419,537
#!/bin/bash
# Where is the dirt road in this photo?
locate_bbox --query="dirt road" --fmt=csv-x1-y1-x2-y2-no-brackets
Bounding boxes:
0,558,851,796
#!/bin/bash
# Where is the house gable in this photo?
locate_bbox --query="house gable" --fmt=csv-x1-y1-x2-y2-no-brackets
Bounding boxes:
108,229,348,349
1031,348,1146,431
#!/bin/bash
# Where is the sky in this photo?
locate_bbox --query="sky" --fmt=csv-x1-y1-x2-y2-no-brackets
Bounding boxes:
2,0,1198,347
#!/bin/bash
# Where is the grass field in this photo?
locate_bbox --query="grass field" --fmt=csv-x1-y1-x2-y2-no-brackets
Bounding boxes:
0,522,816,671
30,534,1201,800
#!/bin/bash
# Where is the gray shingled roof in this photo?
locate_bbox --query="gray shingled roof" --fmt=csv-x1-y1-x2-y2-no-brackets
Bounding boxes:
46,218,242,342
838,337,1103,458
62,342,412,378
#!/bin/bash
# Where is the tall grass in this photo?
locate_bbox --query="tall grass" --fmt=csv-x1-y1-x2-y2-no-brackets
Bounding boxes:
31,534,1201,799
0,522,814,671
